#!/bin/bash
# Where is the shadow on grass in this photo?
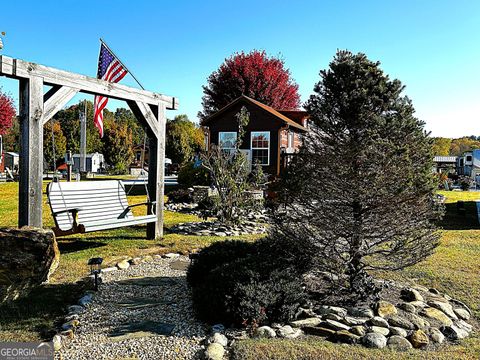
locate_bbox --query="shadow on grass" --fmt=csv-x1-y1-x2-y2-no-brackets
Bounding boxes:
58,240,107,254
440,201,480,230
0,282,87,341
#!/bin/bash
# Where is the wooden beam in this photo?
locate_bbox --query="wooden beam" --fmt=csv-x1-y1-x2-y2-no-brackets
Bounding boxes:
126,100,159,138
43,85,80,124
146,103,166,239
18,76,44,228
0,55,179,110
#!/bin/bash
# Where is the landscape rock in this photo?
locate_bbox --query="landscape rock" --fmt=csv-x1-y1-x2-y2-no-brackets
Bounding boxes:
316,305,348,317
303,326,335,337
53,335,63,351
333,330,360,344
440,324,469,340
348,307,374,319
428,327,445,344
64,314,79,322
428,300,458,320
295,307,316,319
116,260,130,270
129,257,142,265
255,326,276,338
390,327,408,337
370,316,389,328
420,307,453,326
323,319,350,331
387,315,414,330
61,320,80,331
453,308,470,320
387,335,413,351
397,303,416,313
277,325,294,337
362,332,387,349
401,288,424,302
211,332,228,347
163,253,180,259
325,313,343,322
408,300,427,309
224,329,248,340
78,294,93,307
370,326,390,336
205,343,225,360
290,317,321,328
0,227,60,302
409,330,429,348
404,312,429,329
100,267,117,273
350,326,366,337
456,320,473,333
343,316,369,326
376,301,397,317
450,299,472,316
67,305,85,315
277,325,300,339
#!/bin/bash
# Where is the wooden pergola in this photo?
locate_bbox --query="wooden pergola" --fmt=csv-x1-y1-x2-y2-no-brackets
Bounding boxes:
0,55,178,239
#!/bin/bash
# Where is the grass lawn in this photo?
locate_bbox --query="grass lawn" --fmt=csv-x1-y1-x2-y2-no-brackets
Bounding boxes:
0,181,260,341
1,183,479,359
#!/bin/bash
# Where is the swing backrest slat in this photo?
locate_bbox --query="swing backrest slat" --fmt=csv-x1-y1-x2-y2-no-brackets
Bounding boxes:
47,180,133,232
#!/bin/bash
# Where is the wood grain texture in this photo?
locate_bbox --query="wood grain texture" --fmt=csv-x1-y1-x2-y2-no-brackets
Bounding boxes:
0,55,178,109
18,76,44,227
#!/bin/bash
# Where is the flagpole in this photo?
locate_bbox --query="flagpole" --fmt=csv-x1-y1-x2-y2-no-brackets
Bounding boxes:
99,38,145,90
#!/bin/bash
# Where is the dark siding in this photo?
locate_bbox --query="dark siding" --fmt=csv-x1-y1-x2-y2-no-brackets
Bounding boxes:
206,100,285,175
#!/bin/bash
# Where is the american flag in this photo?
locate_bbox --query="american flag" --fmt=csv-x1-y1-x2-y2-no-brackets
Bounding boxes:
94,43,128,137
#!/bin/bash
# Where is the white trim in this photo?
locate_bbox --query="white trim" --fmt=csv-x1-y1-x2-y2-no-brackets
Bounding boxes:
250,131,270,166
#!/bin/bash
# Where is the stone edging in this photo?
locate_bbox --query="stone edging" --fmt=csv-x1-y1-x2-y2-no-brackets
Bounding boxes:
170,220,267,237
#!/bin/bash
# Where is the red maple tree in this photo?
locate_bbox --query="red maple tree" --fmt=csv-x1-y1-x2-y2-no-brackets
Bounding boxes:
0,91,15,135
199,50,301,120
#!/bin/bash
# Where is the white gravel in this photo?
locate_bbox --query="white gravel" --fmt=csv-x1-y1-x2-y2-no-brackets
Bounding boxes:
57,256,207,360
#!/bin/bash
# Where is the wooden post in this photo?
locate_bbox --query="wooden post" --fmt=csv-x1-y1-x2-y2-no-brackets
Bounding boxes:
146,104,166,239
18,76,44,227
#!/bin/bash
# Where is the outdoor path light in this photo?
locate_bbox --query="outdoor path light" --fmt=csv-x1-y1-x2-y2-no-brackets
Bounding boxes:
88,257,103,291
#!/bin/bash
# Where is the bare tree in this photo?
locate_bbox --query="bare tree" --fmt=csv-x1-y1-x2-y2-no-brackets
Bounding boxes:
201,107,264,224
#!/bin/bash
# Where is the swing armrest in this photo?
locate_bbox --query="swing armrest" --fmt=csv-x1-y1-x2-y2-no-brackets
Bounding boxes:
118,202,156,219
127,201,156,210
53,208,83,216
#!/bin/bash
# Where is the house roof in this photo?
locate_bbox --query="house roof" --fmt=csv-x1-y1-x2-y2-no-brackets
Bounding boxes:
201,95,308,131
433,156,457,163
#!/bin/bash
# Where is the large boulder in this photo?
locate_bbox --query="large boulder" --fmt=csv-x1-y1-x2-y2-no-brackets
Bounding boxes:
0,227,59,302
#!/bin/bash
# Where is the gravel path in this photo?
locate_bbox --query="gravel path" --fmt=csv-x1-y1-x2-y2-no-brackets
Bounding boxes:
58,256,207,360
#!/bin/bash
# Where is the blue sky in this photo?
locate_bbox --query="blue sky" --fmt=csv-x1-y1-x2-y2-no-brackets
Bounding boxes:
0,0,479,137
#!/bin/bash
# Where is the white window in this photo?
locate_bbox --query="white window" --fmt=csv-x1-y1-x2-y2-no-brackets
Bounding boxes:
288,131,294,149
219,132,237,150
251,131,270,165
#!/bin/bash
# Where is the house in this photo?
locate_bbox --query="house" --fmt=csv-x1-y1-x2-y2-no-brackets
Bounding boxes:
201,95,309,175
457,150,480,177
4,152,19,173
433,156,457,174
72,153,104,173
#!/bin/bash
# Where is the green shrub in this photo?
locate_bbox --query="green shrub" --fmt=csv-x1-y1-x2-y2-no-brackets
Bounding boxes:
187,240,256,286
188,239,306,327
177,162,210,188
167,188,192,203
